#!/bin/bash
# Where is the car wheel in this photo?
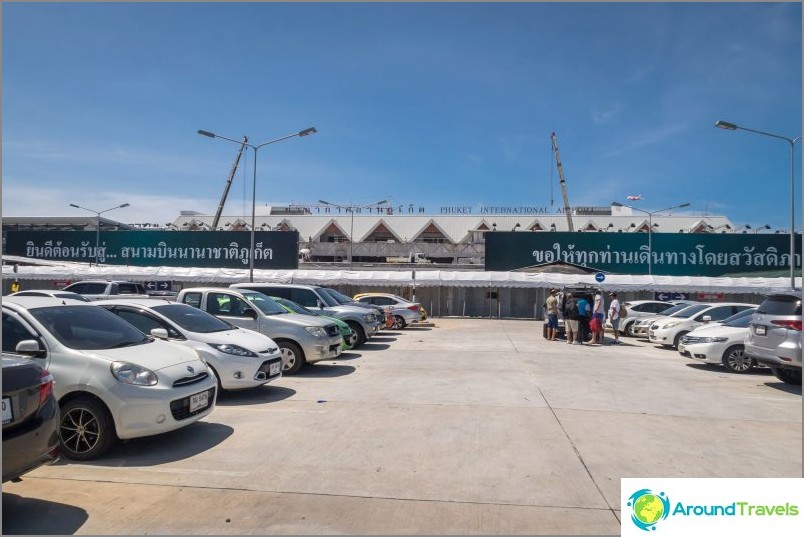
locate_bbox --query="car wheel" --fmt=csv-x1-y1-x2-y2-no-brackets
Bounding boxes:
208,365,225,392
672,331,689,349
279,341,305,375
721,345,753,374
346,321,366,348
392,315,406,330
624,321,637,337
59,397,116,461
770,366,802,385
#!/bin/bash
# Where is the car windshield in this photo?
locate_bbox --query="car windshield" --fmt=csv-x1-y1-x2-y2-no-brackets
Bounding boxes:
674,304,709,318
152,304,233,333
320,288,353,305
724,314,753,328
720,308,756,325
660,303,694,316
242,292,288,315
30,306,150,350
274,297,318,316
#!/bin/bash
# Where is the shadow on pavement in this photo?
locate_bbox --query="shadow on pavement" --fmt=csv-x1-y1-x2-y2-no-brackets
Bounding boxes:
294,363,356,378
684,363,773,376
215,385,297,406
2,493,88,535
335,352,361,361
356,342,390,351
404,327,432,331
52,421,234,467
367,336,397,343
762,381,802,395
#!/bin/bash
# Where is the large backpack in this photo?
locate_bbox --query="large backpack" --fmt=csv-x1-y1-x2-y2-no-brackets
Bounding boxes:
619,303,628,318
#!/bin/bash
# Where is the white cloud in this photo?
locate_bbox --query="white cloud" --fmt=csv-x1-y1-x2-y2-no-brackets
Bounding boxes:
591,102,622,124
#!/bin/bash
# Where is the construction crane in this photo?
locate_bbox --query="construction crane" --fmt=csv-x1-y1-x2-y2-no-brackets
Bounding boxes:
550,132,574,232
211,136,249,230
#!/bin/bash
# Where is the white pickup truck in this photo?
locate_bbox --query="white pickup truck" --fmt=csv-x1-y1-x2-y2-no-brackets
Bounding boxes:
61,280,151,301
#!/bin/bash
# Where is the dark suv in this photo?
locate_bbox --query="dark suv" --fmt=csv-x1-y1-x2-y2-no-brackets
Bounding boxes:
744,290,801,385
542,285,598,340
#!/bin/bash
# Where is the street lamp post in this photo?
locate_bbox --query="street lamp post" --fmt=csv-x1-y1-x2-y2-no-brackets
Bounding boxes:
69,202,130,265
715,120,802,289
318,200,388,268
198,127,316,282
612,202,690,276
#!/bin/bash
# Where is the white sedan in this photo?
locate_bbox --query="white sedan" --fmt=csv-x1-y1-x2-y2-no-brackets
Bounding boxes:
95,299,283,392
678,311,758,373
2,296,217,460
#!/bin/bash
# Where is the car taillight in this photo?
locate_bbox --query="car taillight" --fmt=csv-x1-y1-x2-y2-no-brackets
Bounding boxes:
771,320,802,331
38,370,54,407
407,305,420,311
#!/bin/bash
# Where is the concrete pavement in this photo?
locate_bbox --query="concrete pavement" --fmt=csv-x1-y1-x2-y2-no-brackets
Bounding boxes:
3,319,801,534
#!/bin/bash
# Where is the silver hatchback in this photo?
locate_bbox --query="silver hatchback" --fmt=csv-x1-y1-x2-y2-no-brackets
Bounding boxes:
744,290,801,385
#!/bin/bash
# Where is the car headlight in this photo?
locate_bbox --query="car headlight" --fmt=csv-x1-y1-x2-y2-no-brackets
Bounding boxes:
700,337,729,343
207,343,258,357
663,321,681,329
363,314,373,322
305,326,327,338
110,361,158,386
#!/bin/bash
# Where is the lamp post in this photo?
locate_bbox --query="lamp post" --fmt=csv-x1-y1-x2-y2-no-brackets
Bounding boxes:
198,127,316,282
715,120,801,289
69,202,130,265
318,199,388,268
612,202,690,276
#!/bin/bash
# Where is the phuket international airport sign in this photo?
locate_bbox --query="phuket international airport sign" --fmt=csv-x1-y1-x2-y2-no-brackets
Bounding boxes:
4,231,300,270
485,232,802,277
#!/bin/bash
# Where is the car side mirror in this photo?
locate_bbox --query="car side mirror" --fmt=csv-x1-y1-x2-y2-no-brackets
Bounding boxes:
702,315,712,323
245,308,258,319
150,328,169,339
16,339,45,358
316,300,324,309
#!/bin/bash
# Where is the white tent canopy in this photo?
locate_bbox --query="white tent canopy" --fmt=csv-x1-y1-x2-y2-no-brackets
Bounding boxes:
2,260,798,294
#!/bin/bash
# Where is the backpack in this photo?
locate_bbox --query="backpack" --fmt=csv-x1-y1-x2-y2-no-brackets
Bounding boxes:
619,303,628,318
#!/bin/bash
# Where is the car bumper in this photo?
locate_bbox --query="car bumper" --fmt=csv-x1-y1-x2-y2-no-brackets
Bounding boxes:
745,342,802,370
301,335,343,363
648,327,675,344
106,377,218,440
678,341,726,364
199,350,283,390
2,398,60,482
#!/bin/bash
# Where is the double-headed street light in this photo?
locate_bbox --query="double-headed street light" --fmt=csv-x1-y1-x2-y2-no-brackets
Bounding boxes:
198,127,317,282
318,199,388,268
69,202,130,265
715,120,801,289
612,202,690,276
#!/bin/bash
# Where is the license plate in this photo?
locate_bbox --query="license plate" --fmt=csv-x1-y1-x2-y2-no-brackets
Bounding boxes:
756,325,766,336
2,397,12,424
335,346,342,356
269,361,281,376
189,391,209,413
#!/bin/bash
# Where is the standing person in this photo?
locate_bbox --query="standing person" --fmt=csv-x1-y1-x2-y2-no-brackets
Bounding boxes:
608,292,621,345
592,289,605,344
564,293,579,345
545,289,559,341
576,295,590,344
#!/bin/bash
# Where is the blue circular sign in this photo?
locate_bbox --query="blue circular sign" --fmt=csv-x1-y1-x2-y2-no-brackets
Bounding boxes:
595,272,606,283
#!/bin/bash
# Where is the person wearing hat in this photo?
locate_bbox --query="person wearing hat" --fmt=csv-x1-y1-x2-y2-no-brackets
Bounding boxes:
607,292,621,344
563,292,579,345
591,289,605,344
545,288,559,341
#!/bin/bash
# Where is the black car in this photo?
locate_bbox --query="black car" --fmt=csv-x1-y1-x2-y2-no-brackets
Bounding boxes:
2,353,60,482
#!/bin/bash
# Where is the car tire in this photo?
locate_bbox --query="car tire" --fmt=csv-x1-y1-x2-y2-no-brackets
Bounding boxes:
279,341,305,375
59,397,116,461
770,366,802,385
346,321,366,348
672,331,689,349
208,365,225,392
392,315,406,330
721,345,754,374
623,321,637,337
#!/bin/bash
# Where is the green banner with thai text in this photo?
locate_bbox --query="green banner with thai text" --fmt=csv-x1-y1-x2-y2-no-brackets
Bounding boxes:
485,232,802,276
4,231,300,269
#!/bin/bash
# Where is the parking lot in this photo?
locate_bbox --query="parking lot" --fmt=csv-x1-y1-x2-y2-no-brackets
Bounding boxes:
3,318,801,535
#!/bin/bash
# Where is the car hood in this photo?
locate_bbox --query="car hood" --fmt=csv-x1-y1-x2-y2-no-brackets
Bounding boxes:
687,325,748,338
81,339,202,371
187,328,277,350
270,313,334,328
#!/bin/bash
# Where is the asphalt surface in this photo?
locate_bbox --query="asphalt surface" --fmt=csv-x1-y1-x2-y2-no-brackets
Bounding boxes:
2,319,801,535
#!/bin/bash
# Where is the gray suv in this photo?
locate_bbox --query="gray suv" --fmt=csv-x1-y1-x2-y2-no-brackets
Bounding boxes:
744,290,801,385
231,283,382,347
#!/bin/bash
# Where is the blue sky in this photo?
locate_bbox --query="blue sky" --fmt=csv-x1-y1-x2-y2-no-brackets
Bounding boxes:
2,2,801,230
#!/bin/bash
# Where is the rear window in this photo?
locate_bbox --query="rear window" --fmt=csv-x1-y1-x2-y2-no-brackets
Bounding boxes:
757,295,802,316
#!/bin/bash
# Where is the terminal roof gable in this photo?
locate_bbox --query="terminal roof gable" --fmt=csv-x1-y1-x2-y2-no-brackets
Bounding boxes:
580,220,599,232
633,219,652,233
525,219,546,231
689,219,714,234
313,219,350,242
410,218,452,243
358,219,404,243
